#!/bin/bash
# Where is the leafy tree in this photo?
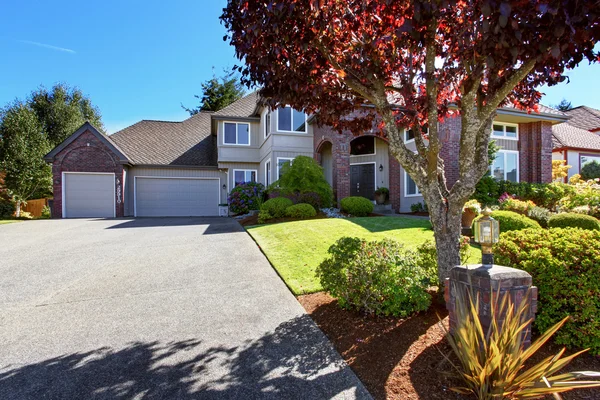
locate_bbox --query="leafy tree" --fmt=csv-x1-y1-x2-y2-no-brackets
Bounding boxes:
221,0,599,283
581,160,600,181
29,83,104,145
552,98,573,112
0,101,52,216
182,70,246,114
552,159,571,181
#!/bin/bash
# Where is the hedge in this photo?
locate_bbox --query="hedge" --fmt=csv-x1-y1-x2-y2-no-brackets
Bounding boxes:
548,212,600,231
285,203,317,219
340,196,374,217
474,210,540,232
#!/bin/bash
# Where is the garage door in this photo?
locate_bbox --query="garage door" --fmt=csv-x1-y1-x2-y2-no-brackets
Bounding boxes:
64,173,115,218
135,177,219,217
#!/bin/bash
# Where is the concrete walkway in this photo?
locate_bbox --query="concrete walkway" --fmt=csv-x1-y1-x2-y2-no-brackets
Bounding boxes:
0,218,370,399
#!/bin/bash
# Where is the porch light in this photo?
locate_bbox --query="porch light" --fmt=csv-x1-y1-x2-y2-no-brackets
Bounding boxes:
222,184,227,190
473,207,499,267
379,164,384,172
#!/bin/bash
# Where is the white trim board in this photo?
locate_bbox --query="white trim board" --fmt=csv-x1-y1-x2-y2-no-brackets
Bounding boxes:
276,157,294,180
133,176,221,217
404,170,422,198
222,121,251,146
62,171,116,218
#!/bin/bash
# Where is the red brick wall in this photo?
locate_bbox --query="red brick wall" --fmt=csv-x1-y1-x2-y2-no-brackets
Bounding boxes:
50,130,125,218
519,121,553,183
314,125,353,205
388,155,401,211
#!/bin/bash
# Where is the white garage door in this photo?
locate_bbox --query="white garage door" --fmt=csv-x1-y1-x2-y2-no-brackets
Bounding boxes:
64,173,115,218
135,177,219,217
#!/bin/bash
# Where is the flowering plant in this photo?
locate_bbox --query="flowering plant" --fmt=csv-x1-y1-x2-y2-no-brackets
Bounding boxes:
228,182,265,215
462,199,481,214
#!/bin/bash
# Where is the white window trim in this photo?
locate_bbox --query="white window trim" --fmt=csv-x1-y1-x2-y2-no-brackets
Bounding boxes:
491,121,519,141
133,176,221,218
264,110,271,139
404,128,415,144
265,160,271,186
276,106,307,134
277,157,294,180
62,172,116,219
232,169,258,186
350,136,377,157
223,121,251,146
404,170,422,198
490,150,520,182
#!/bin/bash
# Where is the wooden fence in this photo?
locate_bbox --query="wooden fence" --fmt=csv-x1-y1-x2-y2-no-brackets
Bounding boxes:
22,198,50,218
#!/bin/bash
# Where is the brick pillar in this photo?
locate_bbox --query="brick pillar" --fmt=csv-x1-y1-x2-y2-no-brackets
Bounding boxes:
335,141,350,205
519,122,553,184
445,264,538,347
540,122,553,183
389,154,401,212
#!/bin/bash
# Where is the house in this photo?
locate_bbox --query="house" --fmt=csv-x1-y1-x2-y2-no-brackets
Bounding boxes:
552,105,600,179
44,92,567,218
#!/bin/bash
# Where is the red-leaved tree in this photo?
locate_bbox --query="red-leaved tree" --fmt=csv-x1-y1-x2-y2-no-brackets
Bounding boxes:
221,0,599,283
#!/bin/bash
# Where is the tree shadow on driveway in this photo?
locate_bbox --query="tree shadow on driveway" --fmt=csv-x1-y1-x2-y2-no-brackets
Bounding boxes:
102,217,244,235
0,315,370,399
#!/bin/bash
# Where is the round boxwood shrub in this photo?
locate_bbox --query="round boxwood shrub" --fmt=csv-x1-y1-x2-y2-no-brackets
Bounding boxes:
474,210,540,232
548,212,600,231
340,196,374,217
261,197,293,219
494,228,600,354
285,203,316,219
227,182,265,215
316,237,431,317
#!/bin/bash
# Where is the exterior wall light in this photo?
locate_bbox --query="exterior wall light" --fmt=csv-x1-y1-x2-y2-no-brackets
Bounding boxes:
473,207,499,266
379,164,383,172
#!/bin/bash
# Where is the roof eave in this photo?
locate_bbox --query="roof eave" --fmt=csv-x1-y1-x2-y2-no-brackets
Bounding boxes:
496,108,568,123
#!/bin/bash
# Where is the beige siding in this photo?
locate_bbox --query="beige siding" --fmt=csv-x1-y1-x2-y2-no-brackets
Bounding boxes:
350,138,389,189
217,120,261,163
399,167,425,213
125,167,226,216
494,138,518,151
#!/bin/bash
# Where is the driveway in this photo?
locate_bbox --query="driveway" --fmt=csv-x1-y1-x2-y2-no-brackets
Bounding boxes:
0,218,370,399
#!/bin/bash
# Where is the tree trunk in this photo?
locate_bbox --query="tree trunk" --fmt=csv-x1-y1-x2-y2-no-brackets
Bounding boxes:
15,201,21,218
427,198,463,283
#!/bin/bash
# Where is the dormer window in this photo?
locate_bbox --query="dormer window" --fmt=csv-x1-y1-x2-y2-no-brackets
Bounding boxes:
277,106,306,133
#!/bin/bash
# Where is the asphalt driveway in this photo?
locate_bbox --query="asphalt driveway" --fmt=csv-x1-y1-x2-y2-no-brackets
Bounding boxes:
0,218,370,399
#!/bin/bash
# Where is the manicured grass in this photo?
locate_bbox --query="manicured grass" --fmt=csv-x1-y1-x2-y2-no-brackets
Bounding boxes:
247,216,481,295
0,220,20,225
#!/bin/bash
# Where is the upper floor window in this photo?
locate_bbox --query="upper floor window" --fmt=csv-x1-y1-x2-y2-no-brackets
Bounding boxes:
404,125,428,143
277,106,306,133
234,170,257,186
224,122,250,145
491,150,519,182
264,112,271,138
350,136,375,156
492,122,518,140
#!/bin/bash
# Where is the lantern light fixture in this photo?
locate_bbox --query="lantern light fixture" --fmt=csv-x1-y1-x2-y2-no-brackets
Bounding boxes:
473,207,499,267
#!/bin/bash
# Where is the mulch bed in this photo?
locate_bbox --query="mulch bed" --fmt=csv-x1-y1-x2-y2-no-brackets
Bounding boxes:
298,292,600,400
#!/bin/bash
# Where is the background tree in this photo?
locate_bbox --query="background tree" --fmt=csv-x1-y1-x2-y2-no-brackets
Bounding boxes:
221,0,599,283
581,160,600,181
552,98,573,112
0,101,52,216
182,69,246,114
0,83,103,212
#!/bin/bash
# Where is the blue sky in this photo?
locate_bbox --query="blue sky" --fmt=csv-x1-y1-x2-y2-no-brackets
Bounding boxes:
1,1,598,134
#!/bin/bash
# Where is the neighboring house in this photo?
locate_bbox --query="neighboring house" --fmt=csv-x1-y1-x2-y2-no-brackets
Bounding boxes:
45,92,567,218
552,105,600,180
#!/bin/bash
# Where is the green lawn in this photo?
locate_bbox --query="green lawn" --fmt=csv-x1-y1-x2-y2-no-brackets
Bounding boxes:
247,216,481,295
0,220,20,225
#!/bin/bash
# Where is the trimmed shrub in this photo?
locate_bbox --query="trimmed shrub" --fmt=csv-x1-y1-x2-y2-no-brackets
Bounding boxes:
0,199,15,218
316,237,432,317
500,198,535,215
228,182,265,215
410,202,428,213
472,178,574,210
275,155,333,207
581,160,600,181
527,206,552,228
548,212,600,231
474,210,541,232
340,196,374,216
495,228,600,354
261,197,293,218
559,180,600,218
285,203,316,219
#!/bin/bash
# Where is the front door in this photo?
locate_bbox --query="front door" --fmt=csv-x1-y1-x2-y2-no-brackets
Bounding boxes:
350,164,375,200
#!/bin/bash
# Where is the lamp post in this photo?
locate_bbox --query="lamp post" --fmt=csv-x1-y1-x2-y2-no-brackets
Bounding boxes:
473,207,499,267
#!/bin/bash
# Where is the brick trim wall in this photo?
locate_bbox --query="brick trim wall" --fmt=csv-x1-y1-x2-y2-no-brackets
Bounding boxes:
49,130,125,218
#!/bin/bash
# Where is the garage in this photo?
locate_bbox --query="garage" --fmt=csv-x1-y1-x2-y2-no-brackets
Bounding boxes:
63,173,115,218
134,177,220,217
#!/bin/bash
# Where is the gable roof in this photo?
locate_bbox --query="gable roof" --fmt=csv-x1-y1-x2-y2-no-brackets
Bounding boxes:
552,122,600,152
44,122,131,163
565,106,600,132
212,91,261,119
109,111,217,167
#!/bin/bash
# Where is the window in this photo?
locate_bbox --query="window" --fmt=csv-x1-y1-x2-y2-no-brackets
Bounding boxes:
404,125,428,143
233,170,257,186
492,122,518,140
277,106,306,132
580,154,600,167
224,122,250,145
264,111,271,138
491,151,519,182
404,171,421,197
350,136,376,156
265,160,271,186
277,158,293,180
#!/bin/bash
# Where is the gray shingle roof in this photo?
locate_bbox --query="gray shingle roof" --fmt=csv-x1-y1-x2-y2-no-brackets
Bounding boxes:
110,112,217,167
552,122,600,151
565,106,600,132
213,91,261,118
